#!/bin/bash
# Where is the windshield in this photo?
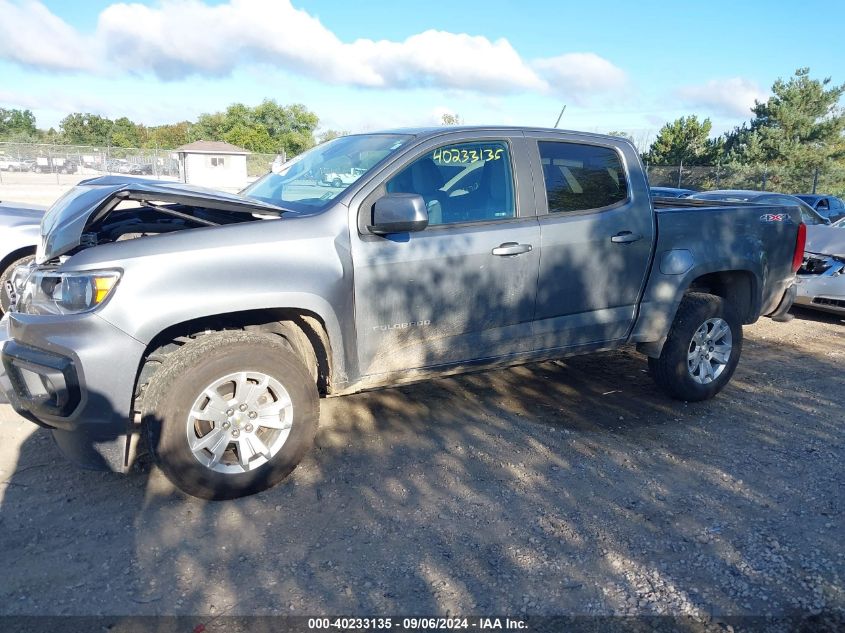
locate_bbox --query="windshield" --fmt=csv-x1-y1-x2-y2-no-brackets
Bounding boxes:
242,134,412,212
796,204,827,225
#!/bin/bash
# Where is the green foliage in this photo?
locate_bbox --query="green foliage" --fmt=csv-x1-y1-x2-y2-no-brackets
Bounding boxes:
644,116,719,166
109,117,142,148
141,122,192,149
191,100,318,155
2,100,318,157
58,113,116,146
441,113,463,126
723,67,845,191
0,108,38,141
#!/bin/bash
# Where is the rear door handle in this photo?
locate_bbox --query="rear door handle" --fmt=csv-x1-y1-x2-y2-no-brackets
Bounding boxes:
611,231,643,244
492,242,533,256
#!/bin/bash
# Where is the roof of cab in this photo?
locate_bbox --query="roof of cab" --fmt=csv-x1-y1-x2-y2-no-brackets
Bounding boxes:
369,126,631,144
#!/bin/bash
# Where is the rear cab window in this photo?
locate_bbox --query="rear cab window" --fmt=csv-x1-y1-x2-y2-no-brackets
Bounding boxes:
538,141,629,213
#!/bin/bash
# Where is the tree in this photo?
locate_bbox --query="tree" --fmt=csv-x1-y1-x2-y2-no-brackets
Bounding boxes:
1,101,320,155
109,117,142,148
59,113,115,146
190,100,318,155
0,108,38,141
723,67,845,191
644,115,718,165
142,122,192,149
441,112,462,126
605,131,659,156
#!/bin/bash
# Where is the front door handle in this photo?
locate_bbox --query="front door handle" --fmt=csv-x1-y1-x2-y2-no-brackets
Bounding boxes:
492,242,533,256
611,231,643,244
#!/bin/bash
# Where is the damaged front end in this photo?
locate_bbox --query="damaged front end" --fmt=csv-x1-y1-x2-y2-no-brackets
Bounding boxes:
6,175,289,317
1,176,292,469
36,175,287,265
795,252,845,314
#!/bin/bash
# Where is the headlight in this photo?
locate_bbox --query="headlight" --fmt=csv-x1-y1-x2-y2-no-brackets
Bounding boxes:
16,270,121,315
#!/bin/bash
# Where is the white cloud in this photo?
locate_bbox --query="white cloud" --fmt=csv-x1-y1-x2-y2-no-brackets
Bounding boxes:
676,77,768,118
95,0,546,92
0,0,97,72
532,53,628,102
0,0,630,101
361,31,547,92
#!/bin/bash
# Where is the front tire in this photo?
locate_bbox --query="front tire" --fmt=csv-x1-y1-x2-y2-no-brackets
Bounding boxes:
142,331,318,499
0,254,35,314
649,292,743,401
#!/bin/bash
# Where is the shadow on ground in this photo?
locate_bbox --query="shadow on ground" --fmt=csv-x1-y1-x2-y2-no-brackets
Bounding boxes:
789,305,845,326
0,324,843,626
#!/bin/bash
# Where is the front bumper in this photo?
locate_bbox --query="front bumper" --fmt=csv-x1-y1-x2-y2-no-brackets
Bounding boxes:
794,256,845,315
794,279,845,314
0,311,146,471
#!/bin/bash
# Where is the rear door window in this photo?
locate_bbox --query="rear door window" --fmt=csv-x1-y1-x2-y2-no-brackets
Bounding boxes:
538,141,628,213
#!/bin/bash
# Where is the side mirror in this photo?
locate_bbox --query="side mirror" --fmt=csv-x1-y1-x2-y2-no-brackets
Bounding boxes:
368,193,429,235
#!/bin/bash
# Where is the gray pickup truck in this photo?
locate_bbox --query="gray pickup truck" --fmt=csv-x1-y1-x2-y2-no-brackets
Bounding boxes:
0,127,803,499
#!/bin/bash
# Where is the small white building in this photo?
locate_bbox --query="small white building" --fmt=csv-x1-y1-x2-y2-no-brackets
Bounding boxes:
175,140,249,189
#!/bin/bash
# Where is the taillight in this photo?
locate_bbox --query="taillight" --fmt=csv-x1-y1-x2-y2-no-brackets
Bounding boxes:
792,223,806,272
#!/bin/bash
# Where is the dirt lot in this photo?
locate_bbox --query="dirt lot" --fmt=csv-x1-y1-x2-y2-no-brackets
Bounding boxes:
0,307,843,627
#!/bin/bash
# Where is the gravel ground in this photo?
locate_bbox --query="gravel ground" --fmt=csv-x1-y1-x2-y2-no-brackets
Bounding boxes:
0,307,842,628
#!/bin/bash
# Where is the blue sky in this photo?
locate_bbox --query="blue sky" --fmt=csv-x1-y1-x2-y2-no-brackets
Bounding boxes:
1,0,843,145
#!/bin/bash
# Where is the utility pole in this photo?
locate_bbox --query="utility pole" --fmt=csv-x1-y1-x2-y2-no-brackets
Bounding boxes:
553,105,567,129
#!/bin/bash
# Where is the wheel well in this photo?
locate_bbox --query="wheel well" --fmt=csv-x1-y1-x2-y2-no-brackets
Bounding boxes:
134,309,333,415
0,246,36,277
686,270,757,323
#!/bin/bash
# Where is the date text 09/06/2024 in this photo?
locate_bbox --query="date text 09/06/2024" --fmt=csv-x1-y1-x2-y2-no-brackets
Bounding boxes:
307,617,527,630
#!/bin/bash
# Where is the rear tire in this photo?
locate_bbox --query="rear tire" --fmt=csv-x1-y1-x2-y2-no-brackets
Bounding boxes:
143,331,318,500
649,292,743,401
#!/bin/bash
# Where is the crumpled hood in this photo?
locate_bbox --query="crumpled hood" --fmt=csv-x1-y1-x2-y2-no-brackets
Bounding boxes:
805,224,845,259
37,176,286,263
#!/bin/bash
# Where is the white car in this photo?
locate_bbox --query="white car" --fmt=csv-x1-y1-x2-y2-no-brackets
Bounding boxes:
0,158,26,172
321,167,365,188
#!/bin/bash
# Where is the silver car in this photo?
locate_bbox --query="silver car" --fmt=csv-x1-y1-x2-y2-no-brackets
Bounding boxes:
794,217,845,315
0,201,45,314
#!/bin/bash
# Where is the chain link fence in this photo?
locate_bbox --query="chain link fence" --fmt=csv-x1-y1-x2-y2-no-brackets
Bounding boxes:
645,163,845,196
0,141,277,190
3,141,845,202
